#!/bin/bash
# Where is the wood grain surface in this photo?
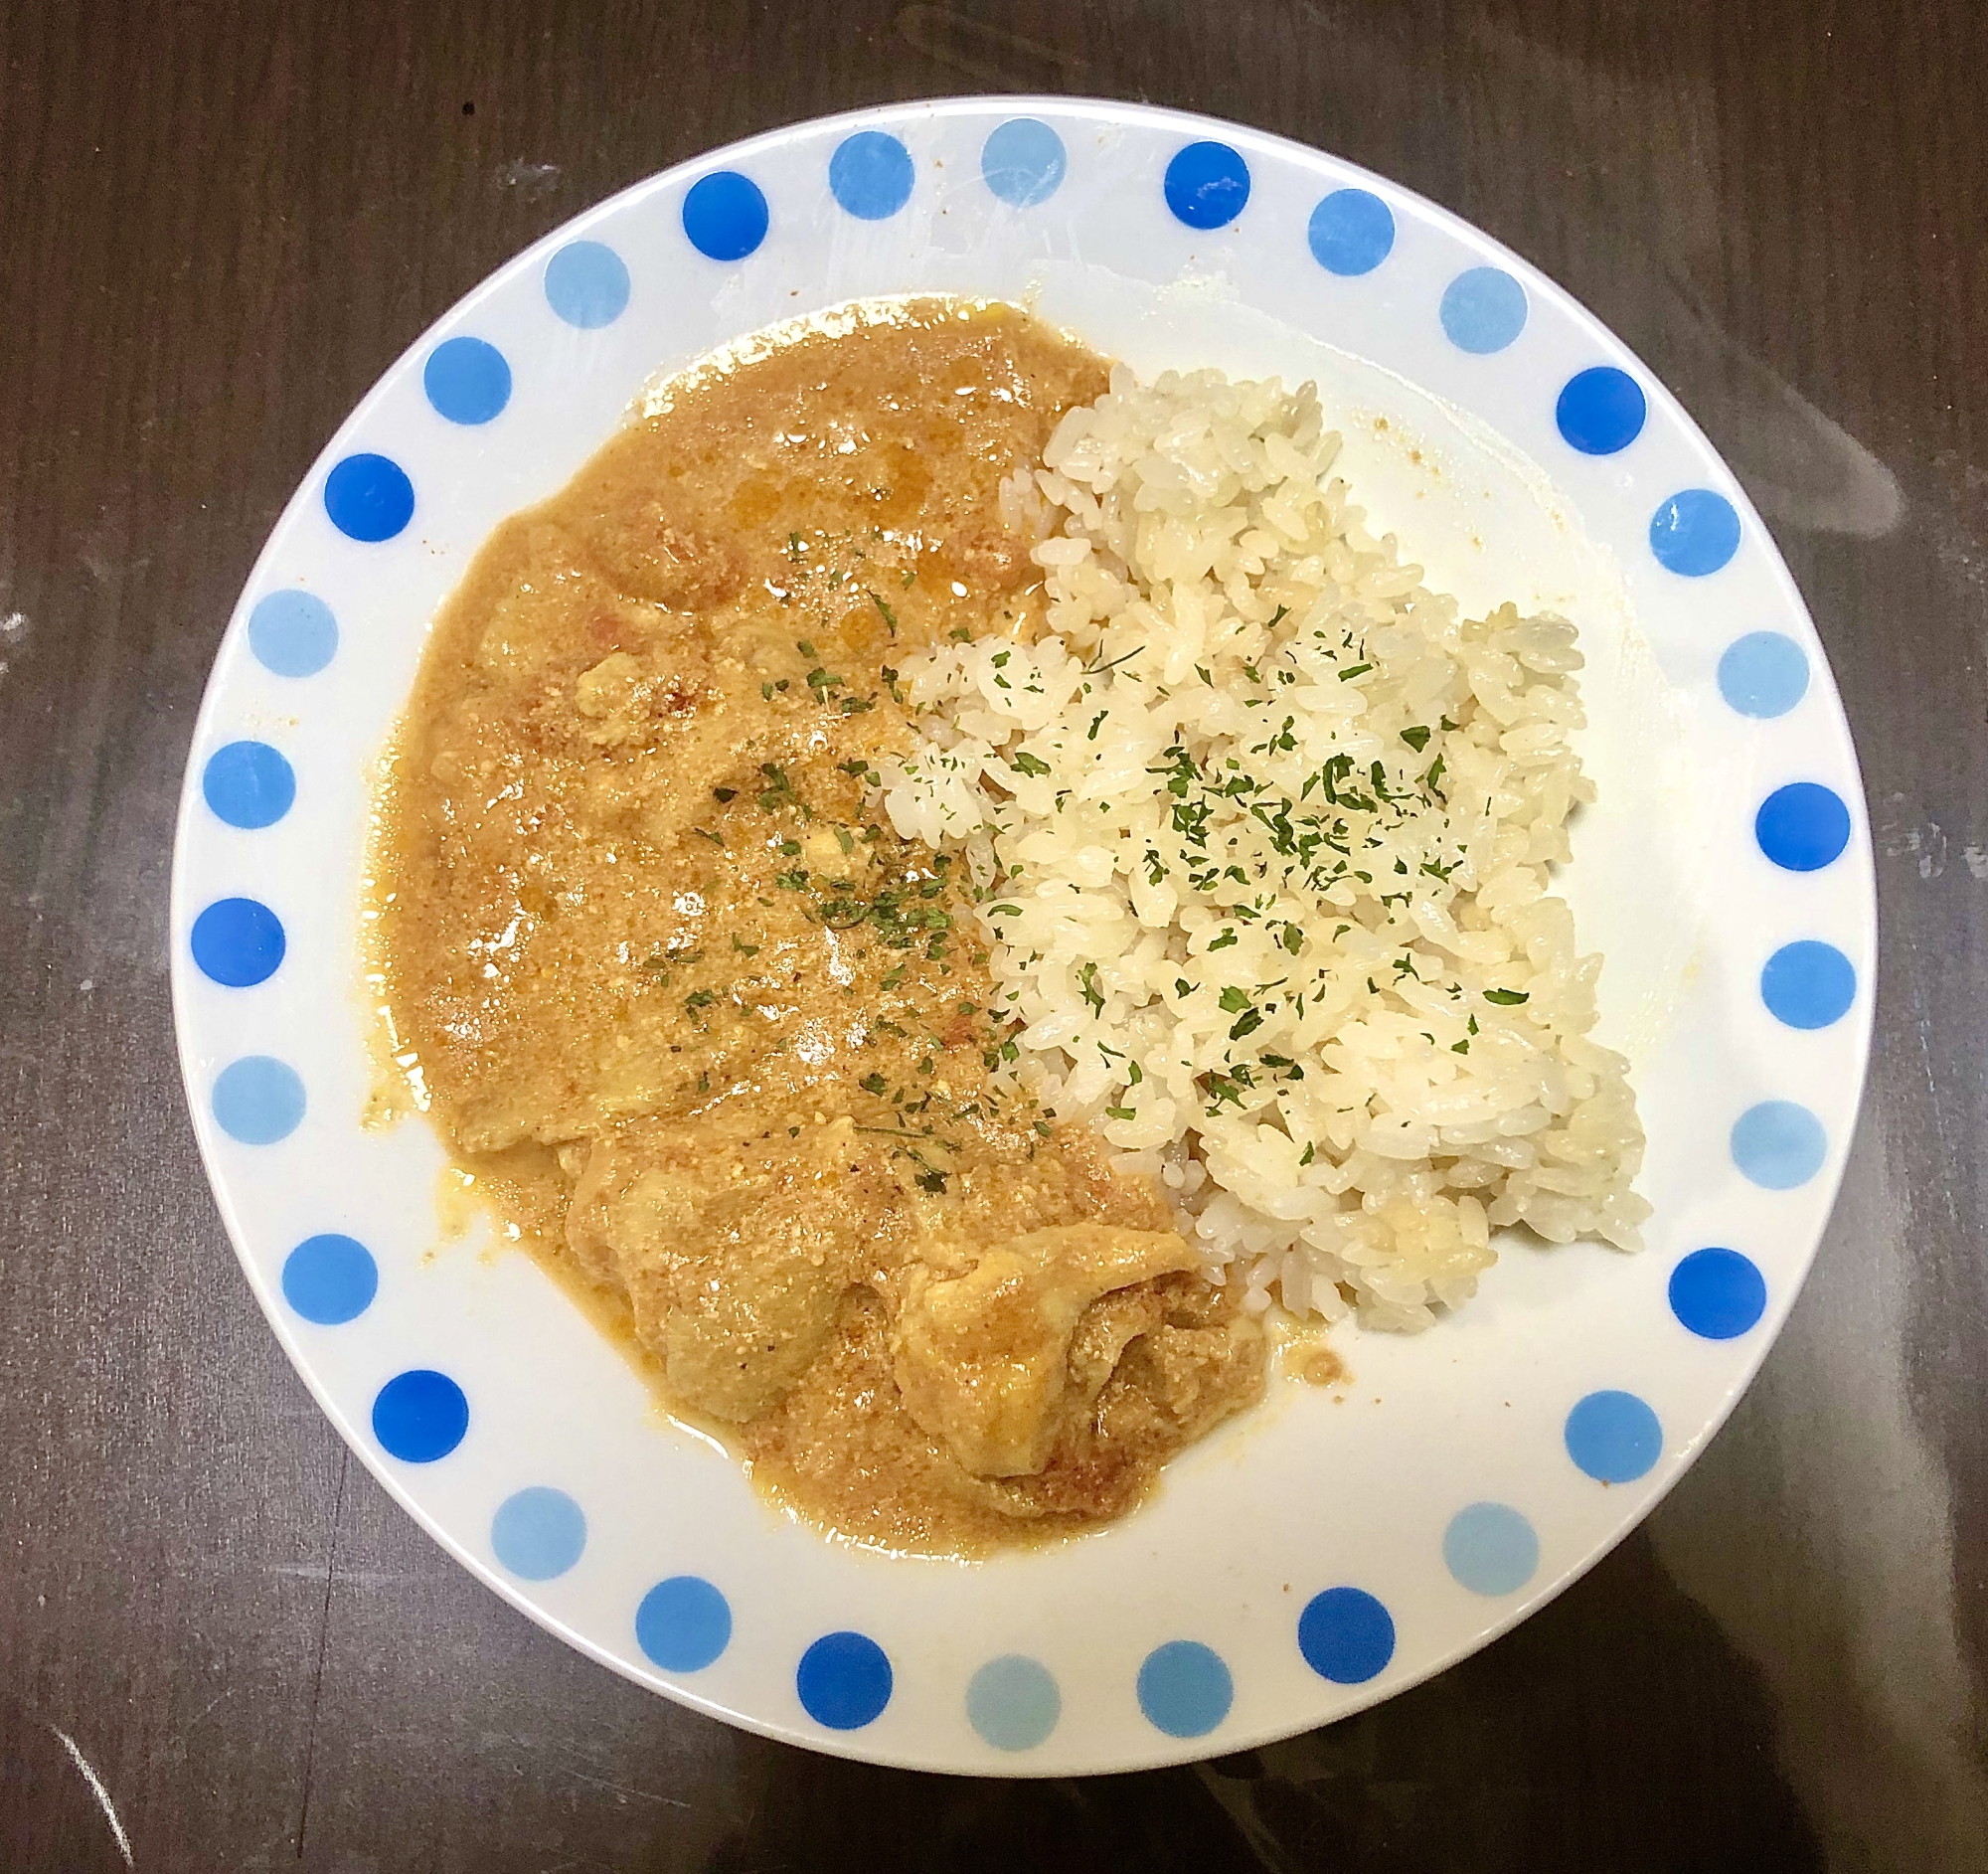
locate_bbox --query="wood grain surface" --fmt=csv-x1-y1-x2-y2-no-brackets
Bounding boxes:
2,2,1984,1868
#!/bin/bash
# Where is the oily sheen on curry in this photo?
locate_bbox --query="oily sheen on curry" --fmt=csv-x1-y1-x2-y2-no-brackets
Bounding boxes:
372,300,1268,1556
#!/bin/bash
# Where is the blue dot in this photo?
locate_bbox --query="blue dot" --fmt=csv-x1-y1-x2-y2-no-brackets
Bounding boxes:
372,1369,468,1463
1755,781,1851,872
1731,1100,1827,1190
1136,1639,1233,1737
281,1234,378,1325
1164,141,1249,231
1650,488,1741,576
829,130,914,221
1669,1248,1767,1340
543,240,630,327
248,592,337,677
981,118,1066,207
682,171,769,260
1307,189,1396,275
1556,366,1647,455
324,452,414,544
1761,939,1856,1029
491,1487,587,1581
796,1631,893,1729
636,1576,732,1671
1718,630,1809,718
1296,1588,1396,1684
1442,1504,1541,1597
202,741,294,829
1439,266,1528,354
212,1056,305,1144
1564,1390,1663,1484
422,336,512,425
191,897,286,988
966,1655,1061,1751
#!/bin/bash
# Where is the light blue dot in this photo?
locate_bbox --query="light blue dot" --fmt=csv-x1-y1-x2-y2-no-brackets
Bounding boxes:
281,1234,378,1324
1556,366,1647,454
1650,487,1741,576
636,1576,732,1672
1442,1503,1540,1597
682,171,769,260
1439,266,1528,354
248,592,337,677
829,130,914,221
324,453,414,543
1296,1587,1396,1684
966,1655,1061,1751
202,740,294,829
544,240,630,327
1731,1100,1827,1190
1669,1248,1767,1340
1565,1390,1663,1484
491,1487,587,1581
423,336,512,425
212,1056,305,1144
1718,631,1809,718
1761,940,1856,1029
1164,141,1249,230
1307,189,1395,275
1755,781,1852,872
372,1369,469,1463
796,1631,893,1729
191,897,285,988
981,118,1066,207
1136,1639,1233,1737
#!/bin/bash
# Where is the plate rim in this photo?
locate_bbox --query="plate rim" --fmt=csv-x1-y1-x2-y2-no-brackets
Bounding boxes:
169,90,1879,1775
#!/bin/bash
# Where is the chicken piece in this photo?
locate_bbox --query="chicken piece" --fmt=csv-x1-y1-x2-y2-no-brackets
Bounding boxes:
585,514,746,611
891,1223,1200,1477
467,521,667,684
573,649,707,749
986,1279,1268,1524
568,1121,883,1423
644,1169,849,1424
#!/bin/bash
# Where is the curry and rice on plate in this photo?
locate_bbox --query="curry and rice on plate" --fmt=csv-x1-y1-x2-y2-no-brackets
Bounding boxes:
371,296,1647,1556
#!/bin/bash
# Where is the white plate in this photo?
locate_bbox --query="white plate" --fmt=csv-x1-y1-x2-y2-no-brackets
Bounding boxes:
171,97,1874,1774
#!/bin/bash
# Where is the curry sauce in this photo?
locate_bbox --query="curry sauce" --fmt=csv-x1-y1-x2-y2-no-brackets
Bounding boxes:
373,299,1266,1554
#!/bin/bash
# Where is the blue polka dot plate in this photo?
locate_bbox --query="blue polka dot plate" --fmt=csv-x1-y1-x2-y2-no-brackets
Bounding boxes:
171,98,1874,1774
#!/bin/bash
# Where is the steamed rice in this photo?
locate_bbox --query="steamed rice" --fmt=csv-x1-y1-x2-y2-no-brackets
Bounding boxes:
884,364,1648,1331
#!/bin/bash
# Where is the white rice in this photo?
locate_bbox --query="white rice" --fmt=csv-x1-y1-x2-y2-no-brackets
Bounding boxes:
884,365,1648,1330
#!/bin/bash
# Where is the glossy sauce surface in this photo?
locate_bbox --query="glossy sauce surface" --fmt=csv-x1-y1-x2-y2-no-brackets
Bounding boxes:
374,300,1265,1554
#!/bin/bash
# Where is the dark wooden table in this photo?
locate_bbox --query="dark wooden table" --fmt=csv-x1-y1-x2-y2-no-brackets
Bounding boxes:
5,2,1985,1867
